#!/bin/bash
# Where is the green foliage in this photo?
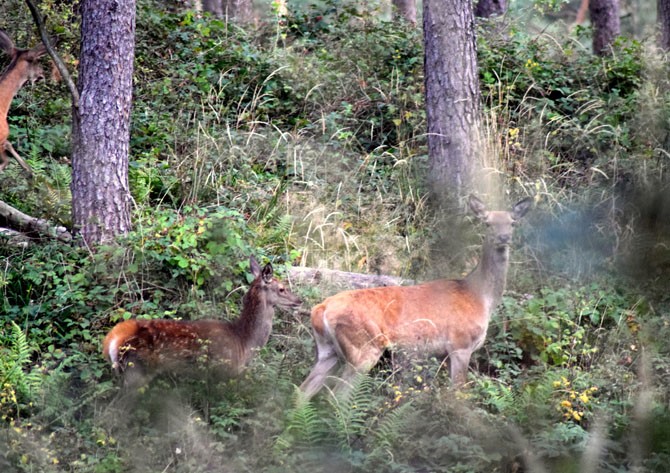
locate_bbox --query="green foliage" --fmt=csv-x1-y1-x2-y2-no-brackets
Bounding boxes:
0,1,669,472
488,283,643,372
478,27,644,187
0,322,44,421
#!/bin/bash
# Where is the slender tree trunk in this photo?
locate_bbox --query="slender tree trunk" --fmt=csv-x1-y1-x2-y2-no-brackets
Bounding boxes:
224,0,253,22
392,0,417,25
71,0,134,245
589,0,620,55
202,0,223,16
423,0,481,199
474,0,507,18
659,0,670,50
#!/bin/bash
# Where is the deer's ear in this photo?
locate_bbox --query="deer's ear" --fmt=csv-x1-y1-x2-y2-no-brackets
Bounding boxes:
250,256,261,278
0,30,15,55
28,43,47,59
468,195,487,219
511,197,533,221
262,263,274,283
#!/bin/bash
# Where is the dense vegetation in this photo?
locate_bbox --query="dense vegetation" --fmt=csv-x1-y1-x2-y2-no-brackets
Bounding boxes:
1,0,669,471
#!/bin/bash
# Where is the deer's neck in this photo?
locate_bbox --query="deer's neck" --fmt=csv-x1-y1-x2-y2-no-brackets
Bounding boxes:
0,64,28,115
233,288,274,355
465,239,510,316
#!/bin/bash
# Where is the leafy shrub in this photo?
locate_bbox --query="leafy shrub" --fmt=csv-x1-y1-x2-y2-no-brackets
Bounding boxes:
478,27,643,183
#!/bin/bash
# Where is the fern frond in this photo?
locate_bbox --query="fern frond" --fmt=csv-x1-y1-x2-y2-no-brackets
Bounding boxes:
0,322,42,399
326,374,376,451
373,401,415,450
275,388,325,452
10,322,32,368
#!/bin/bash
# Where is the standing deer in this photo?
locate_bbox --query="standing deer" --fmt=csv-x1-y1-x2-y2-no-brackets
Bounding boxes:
0,30,48,176
300,195,533,398
103,256,301,387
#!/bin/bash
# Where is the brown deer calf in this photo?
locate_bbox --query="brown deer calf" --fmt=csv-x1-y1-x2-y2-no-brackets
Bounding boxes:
103,256,301,387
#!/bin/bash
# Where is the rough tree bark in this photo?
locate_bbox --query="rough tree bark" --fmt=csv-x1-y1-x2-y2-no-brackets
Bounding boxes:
70,0,134,245
659,0,670,50
423,0,481,199
202,0,223,16
392,0,417,25
474,0,507,18
589,0,620,55
225,0,253,22
202,0,253,22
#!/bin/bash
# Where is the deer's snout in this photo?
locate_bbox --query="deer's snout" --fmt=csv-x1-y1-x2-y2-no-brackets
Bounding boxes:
496,233,512,246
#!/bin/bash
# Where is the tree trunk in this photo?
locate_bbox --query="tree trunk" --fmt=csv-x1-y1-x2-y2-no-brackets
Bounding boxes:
202,0,223,16
659,0,670,50
224,0,253,22
423,0,481,199
71,0,134,245
589,0,620,55
392,0,417,25
474,0,507,18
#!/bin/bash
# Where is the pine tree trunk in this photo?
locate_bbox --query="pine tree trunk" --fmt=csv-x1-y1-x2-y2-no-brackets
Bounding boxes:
392,0,417,25
223,0,253,22
202,0,224,16
423,0,481,199
659,0,670,50
71,0,134,245
474,0,507,18
589,0,620,55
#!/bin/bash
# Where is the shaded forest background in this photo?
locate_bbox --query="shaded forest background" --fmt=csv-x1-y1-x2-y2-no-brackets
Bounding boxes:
1,0,670,471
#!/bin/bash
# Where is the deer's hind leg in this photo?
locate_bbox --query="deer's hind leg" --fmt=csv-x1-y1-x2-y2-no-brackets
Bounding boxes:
300,332,340,399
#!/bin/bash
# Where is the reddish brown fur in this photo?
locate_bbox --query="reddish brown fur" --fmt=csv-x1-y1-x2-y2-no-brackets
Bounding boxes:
102,257,301,387
300,196,532,398
0,30,48,176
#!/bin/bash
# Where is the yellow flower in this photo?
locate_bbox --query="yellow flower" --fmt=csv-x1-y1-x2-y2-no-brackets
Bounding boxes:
579,393,590,404
572,411,583,421
560,400,572,408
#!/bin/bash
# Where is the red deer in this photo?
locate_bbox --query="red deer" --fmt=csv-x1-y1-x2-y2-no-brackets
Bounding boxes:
300,195,532,398
0,30,49,176
102,256,301,387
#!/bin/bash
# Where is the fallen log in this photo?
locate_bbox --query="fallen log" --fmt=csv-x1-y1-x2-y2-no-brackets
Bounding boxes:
0,199,72,242
0,227,31,247
287,266,414,292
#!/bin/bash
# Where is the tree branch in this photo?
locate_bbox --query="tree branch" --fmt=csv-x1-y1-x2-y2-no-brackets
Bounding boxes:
0,199,71,242
0,227,31,247
25,0,79,108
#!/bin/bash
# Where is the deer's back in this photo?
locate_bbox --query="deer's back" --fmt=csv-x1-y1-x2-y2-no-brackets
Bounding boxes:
312,279,488,351
103,318,241,372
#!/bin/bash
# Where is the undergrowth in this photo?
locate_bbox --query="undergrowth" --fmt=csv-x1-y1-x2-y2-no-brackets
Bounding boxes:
1,0,670,472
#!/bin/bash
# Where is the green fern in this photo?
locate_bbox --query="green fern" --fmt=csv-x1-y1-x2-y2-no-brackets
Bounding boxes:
372,400,415,450
0,322,43,403
274,388,325,452
326,374,377,452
